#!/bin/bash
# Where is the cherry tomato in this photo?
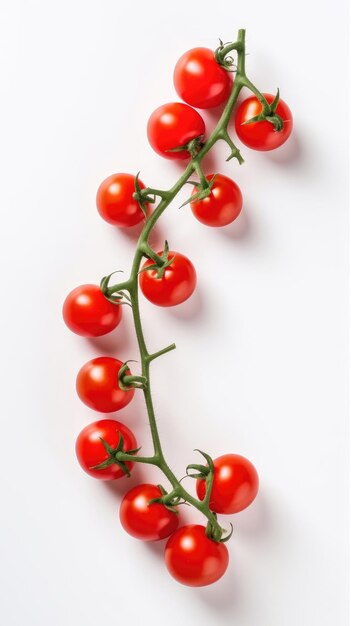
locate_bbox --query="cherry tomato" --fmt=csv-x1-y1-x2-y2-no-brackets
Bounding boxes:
165,525,229,587
76,356,134,412
235,93,293,151
139,251,196,307
147,103,205,160
62,284,122,337
191,174,242,227
196,454,259,514
96,173,147,227
75,419,137,480
119,484,179,541
173,47,232,109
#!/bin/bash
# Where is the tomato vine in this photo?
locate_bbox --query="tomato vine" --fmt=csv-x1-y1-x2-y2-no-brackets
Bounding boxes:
99,29,277,540
64,27,292,585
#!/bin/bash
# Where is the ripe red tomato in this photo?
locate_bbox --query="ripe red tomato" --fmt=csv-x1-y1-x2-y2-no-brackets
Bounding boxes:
76,419,137,480
62,284,122,337
76,356,134,412
196,454,259,514
139,251,196,307
119,484,179,541
190,174,242,227
147,103,205,160
174,47,232,109
235,93,293,151
96,173,147,227
165,525,229,587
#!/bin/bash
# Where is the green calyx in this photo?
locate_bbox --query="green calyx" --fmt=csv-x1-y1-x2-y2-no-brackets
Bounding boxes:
139,240,174,279
214,39,238,71
90,434,141,477
100,271,131,305
118,361,147,391
167,135,205,159
133,171,154,217
180,172,217,208
206,517,234,543
133,172,173,215
148,484,186,514
186,449,214,479
243,88,284,131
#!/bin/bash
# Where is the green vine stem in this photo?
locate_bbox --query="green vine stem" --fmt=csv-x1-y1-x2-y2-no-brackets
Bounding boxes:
103,29,276,542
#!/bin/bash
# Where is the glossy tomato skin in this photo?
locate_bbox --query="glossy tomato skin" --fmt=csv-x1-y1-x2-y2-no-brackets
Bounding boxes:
139,251,196,307
191,174,242,227
174,47,232,109
165,525,229,587
147,103,205,160
120,484,179,541
96,173,147,227
62,284,122,337
76,356,134,412
196,454,259,514
76,419,137,480
235,93,293,151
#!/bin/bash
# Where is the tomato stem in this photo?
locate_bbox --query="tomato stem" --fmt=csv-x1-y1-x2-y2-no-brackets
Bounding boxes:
193,160,209,189
103,28,268,541
147,343,176,363
139,242,165,267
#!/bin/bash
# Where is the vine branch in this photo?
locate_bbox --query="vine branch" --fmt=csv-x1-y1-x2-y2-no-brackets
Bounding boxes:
106,28,269,541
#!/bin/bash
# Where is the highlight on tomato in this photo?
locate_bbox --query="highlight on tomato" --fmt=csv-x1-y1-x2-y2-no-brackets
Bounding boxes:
190,173,242,227
234,93,293,151
173,47,232,109
164,524,229,587
76,419,137,480
147,102,205,160
76,356,134,413
62,284,122,337
196,453,259,514
96,172,147,227
139,251,196,307
119,484,179,541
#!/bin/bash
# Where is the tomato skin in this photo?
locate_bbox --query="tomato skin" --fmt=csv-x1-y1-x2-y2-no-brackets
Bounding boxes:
62,284,122,337
174,47,232,109
75,419,137,480
96,173,147,227
147,103,205,160
235,93,293,151
119,484,179,541
165,525,229,587
76,356,134,412
196,454,259,514
139,251,196,307
191,174,242,227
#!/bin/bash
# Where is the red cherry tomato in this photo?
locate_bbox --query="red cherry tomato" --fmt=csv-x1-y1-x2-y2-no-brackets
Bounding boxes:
62,284,122,337
96,173,147,227
119,484,179,541
174,47,232,109
235,93,293,151
139,251,196,307
76,356,134,412
165,525,229,587
147,103,205,160
196,454,259,514
191,174,242,227
75,419,137,480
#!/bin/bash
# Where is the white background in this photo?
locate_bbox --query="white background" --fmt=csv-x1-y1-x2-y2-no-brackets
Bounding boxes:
0,1,349,625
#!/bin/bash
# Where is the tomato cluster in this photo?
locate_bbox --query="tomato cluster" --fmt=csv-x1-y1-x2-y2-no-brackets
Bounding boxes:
63,39,292,588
